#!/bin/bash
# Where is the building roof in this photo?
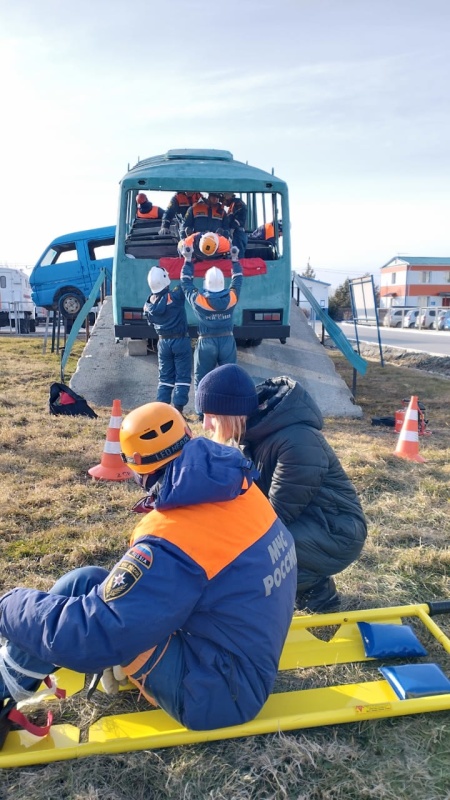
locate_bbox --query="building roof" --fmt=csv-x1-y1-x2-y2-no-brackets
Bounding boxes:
294,273,331,287
382,256,450,269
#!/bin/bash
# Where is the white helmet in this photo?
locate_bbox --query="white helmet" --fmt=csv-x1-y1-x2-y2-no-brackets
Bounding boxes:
148,266,170,293
204,266,225,292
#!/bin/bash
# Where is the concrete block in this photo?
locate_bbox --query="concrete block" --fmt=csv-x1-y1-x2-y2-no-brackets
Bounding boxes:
126,339,148,356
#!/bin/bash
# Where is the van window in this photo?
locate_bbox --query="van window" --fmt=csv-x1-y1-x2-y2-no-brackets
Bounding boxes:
0,276,6,288
40,242,77,267
88,239,115,260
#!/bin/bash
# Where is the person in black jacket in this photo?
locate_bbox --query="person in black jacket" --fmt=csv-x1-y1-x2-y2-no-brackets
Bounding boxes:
196,364,368,612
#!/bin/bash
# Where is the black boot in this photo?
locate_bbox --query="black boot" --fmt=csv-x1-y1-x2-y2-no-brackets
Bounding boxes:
174,405,184,414
295,577,341,613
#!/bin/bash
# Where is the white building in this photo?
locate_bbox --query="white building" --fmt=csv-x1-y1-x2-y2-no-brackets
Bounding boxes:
292,274,330,320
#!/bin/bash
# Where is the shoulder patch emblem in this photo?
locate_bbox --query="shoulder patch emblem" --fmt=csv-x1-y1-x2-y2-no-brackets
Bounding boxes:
128,542,154,569
103,561,143,602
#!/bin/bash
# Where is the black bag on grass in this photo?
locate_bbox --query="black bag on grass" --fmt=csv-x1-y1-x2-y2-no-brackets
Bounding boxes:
49,383,98,419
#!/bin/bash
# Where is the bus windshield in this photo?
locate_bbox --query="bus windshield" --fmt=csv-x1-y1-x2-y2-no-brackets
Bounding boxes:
112,149,291,345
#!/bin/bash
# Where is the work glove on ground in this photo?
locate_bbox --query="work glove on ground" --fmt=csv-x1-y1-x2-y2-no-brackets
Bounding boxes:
230,246,239,262
158,227,171,236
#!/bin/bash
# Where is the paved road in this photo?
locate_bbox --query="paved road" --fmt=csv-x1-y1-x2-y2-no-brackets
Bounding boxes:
339,322,450,357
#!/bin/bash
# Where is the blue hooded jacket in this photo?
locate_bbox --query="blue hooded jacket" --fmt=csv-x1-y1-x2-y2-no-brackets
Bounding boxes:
0,437,296,731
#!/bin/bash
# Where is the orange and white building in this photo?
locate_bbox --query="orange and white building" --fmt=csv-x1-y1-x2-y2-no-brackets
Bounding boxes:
380,257,450,309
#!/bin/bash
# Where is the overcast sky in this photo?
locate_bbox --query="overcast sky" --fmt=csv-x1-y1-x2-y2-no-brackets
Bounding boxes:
0,0,449,289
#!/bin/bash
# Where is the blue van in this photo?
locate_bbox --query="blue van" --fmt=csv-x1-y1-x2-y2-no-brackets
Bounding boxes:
30,226,115,318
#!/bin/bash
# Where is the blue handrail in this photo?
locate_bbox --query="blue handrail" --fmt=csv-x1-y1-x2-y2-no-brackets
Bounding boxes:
292,275,367,376
60,269,107,382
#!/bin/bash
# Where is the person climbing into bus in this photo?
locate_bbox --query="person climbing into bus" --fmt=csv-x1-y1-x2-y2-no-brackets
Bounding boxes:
143,267,191,415
180,243,243,418
177,231,231,261
136,193,165,220
159,191,202,236
180,193,229,239
222,192,248,258
195,364,368,613
0,402,296,735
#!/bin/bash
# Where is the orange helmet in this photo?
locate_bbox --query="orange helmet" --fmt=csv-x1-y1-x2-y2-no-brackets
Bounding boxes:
199,232,220,256
136,192,148,205
120,402,192,475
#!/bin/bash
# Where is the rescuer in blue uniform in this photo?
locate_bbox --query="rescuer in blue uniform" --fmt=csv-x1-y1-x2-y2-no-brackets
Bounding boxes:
178,231,231,262
0,403,296,733
180,242,243,415
180,193,228,238
143,266,191,414
159,192,202,235
222,192,248,258
135,193,165,220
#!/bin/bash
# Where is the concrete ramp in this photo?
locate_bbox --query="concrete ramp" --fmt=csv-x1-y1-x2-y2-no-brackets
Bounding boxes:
70,297,362,417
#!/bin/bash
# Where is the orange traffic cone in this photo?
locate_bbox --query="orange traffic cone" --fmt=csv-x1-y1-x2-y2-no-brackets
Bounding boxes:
394,395,426,463
88,399,135,481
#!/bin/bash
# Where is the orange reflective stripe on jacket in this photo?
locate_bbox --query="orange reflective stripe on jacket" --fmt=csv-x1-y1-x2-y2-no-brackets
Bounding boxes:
130,482,277,579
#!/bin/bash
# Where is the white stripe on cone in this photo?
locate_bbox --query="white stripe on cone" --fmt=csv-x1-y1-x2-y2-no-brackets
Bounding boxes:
399,430,419,443
103,441,122,454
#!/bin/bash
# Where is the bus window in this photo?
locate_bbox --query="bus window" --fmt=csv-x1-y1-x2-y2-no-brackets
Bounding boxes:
112,149,291,345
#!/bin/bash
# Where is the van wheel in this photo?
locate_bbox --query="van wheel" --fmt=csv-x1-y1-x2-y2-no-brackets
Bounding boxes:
59,292,84,318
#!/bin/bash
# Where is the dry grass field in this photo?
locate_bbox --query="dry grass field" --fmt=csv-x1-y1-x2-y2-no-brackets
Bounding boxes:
0,336,449,800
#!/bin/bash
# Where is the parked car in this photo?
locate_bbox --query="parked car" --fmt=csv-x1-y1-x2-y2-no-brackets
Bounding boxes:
403,309,420,328
437,309,450,330
30,226,115,319
418,308,438,329
383,308,412,327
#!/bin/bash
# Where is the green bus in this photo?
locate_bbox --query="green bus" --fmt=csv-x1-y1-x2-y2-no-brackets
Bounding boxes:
112,149,291,345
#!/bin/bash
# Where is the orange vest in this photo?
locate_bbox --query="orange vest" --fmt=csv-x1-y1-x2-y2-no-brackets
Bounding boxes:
192,200,225,222
137,206,161,219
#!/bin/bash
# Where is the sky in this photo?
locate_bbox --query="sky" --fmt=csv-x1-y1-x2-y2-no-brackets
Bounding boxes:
0,0,449,290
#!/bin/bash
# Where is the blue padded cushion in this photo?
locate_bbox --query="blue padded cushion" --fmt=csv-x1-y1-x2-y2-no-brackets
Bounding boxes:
379,663,450,699
357,622,427,658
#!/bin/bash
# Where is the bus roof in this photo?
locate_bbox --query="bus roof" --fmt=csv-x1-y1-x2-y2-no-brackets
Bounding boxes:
49,226,116,246
121,149,287,193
